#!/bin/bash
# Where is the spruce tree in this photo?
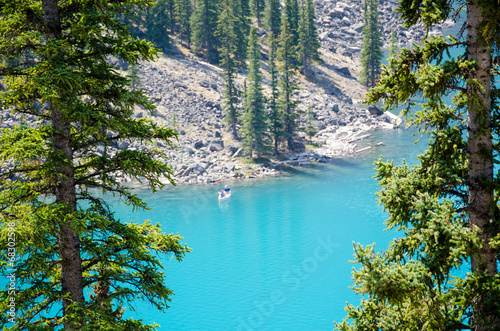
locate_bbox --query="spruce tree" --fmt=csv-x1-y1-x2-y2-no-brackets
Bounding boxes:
242,27,270,156
335,0,500,330
298,0,320,77
144,0,172,51
268,34,283,155
283,0,300,53
303,106,318,143
175,0,193,47
191,0,220,63
266,0,282,38
251,0,266,27
233,0,250,67
167,0,176,34
277,19,300,151
217,0,240,139
388,29,398,59
0,1,189,329
128,63,142,91
360,0,383,87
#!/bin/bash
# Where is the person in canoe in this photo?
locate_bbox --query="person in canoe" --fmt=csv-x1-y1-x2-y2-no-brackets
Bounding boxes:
224,185,231,194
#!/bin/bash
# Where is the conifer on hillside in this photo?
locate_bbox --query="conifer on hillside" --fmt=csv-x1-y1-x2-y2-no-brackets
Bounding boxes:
191,0,220,63
217,0,240,139
268,34,284,155
144,0,172,50
298,0,321,78
175,0,193,46
242,28,270,156
360,0,383,87
266,0,282,38
277,19,300,151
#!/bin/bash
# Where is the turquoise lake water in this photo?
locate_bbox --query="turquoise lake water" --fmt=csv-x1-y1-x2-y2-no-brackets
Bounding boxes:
110,126,427,330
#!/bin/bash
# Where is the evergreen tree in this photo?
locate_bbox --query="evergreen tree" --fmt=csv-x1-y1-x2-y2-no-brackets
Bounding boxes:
283,0,300,52
298,0,320,77
0,1,189,329
233,0,250,66
251,0,266,27
277,19,300,151
242,27,270,156
266,0,282,38
240,0,251,18
388,29,398,59
128,63,142,91
144,0,172,51
191,0,220,63
175,0,193,46
268,34,284,155
217,0,240,139
303,106,318,143
360,0,383,87
335,0,500,330
167,0,176,34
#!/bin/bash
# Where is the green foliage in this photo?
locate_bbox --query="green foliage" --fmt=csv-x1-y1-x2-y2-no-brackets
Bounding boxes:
129,63,142,91
298,0,320,77
388,29,398,59
251,0,266,26
191,0,220,63
336,0,500,330
144,0,172,51
0,1,190,329
283,0,300,54
266,0,282,38
232,0,250,67
360,0,383,87
174,0,193,46
303,106,318,141
242,27,270,156
217,0,240,139
277,19,300,151
267,34,284,155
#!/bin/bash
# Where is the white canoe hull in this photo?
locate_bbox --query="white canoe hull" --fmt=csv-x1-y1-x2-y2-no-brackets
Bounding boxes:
218,192,231,201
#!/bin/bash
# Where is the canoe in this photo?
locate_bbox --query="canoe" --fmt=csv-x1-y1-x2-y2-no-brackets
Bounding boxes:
218,191,231,201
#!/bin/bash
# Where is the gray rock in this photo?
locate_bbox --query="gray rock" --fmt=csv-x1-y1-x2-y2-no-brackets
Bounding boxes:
118,141,130,150
209,143,223,152
194,140,205,149
337,67,351,77
368,105,384,115
183,146,195,155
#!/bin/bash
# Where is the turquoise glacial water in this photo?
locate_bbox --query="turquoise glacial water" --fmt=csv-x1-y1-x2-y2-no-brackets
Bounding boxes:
110,126,427,330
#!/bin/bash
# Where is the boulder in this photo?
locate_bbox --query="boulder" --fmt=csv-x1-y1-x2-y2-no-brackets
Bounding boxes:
118,141,130,150
368,105,384,115
194,140,205,149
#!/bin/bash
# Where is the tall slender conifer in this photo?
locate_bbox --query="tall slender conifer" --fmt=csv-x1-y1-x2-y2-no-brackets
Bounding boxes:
277,19,300,150
191,0,220,63
242,28,270,156
360,0,383,87
217,0,240,139
268,34,283,155
266,0,282,38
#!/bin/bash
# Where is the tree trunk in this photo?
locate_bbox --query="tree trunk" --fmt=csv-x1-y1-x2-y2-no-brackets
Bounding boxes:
466,1,499,330
42,0,84,328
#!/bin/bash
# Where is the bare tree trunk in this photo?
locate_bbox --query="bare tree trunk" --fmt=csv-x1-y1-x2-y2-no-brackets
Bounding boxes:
42,1,84,328
467,1,499,330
